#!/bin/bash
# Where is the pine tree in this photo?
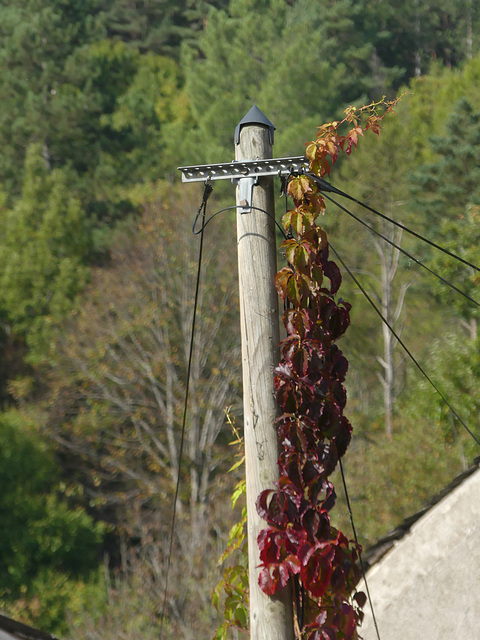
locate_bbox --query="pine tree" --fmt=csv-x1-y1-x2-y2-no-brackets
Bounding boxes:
0,144,91,362
101,0,230,57
414,98,480,335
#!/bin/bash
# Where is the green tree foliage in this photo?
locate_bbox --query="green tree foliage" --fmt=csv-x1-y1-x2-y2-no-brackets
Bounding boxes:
45,39,187,224
42,183,241,637
331,104,420,434
104,52,189,182
0,409,104,627
331,407,466,547
100,0,230,57
47,39,138,182
415,98,480,221
0,5,185,219
330,58,480,433
429,202,480,334
64,566,174,640
405,332,480,458
0,144,91,362
367,0,480,85
0,0,105,192
2,1,480,634
181,0,397,165
413,99,480,331
321,60,480,547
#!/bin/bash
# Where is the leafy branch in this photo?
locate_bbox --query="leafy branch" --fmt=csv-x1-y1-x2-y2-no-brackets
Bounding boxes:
212,411,249,639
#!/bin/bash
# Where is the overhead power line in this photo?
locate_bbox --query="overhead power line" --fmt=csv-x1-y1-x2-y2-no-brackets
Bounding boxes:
306,173,480,275
339,458,382,640
330,242,480,448
321,192,480,309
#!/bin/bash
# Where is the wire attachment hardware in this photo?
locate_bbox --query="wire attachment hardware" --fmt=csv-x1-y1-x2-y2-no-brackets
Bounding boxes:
234,175,258,214
178,156,308,214
178,156,308,183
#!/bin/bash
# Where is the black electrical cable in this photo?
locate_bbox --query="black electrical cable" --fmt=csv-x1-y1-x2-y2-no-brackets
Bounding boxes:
191,180,213,233
159,182,211,639
192,204,288,240
339,458,382,640
330,242,480,447
306,173,480,274
322,192,480,309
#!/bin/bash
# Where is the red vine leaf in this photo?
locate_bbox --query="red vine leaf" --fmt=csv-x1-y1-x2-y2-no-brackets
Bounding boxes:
258,567,277,595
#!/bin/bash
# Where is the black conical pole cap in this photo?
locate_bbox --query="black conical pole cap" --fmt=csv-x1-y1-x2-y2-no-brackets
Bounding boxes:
234,104,275,145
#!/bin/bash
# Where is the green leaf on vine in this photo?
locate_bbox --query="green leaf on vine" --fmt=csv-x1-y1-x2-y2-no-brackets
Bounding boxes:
288,175,312,201
305,142,317,161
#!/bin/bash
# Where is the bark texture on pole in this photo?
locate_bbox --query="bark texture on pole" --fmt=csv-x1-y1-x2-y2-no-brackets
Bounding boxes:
236,123,294,640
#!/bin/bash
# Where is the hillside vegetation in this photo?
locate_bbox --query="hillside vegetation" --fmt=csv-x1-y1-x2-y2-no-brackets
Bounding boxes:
0,0,479,636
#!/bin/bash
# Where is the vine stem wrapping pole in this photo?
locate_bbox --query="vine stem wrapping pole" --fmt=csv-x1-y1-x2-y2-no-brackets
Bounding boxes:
235,115,294,640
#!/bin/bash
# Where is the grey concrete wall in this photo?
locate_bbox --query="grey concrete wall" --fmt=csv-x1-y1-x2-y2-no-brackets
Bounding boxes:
358,467,480,639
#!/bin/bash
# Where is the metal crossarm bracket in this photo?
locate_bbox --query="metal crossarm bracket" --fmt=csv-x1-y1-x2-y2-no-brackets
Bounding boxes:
177,156,308,183
178,156,308,214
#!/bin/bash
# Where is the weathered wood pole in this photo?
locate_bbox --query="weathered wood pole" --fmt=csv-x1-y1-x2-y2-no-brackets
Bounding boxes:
235,106,294,640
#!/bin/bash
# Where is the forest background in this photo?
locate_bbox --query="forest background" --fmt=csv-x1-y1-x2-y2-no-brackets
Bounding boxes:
0,0,479,637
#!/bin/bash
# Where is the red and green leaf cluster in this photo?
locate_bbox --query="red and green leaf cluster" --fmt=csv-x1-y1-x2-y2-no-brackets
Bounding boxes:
305,97,401,177
256,214,363,637
252,102,403,638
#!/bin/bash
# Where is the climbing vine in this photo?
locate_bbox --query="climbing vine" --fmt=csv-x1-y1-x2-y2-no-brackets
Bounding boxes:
213,98,400,640
212,412,249,639
258,98,399,639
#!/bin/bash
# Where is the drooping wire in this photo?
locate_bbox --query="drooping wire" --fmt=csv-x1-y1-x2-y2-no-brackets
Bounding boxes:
192,203,288,240
306,173,480,274
159,181,213,639
330,242,480,447
339,458,382,640
322,192,480,309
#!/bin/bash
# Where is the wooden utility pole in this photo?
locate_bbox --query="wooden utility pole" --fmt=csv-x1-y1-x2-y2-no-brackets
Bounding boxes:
178,107,306,640
235,107,294,640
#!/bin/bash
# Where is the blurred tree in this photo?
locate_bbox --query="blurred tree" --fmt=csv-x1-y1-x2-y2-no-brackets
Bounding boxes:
0,409,104,623
413,98,480,338
366,0,480,86
100,0,230,57
103,52,190,182
181,0,397,166
0,6,184,223
0,144,91,364
327,65,480,546
0,0,106,193
403,331,480,463
331,401,466,547
44,182,241,636
332,108,418,435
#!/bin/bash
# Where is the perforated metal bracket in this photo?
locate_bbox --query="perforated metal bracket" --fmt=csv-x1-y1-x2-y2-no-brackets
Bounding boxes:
178,155,308,214
177,156,308,183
